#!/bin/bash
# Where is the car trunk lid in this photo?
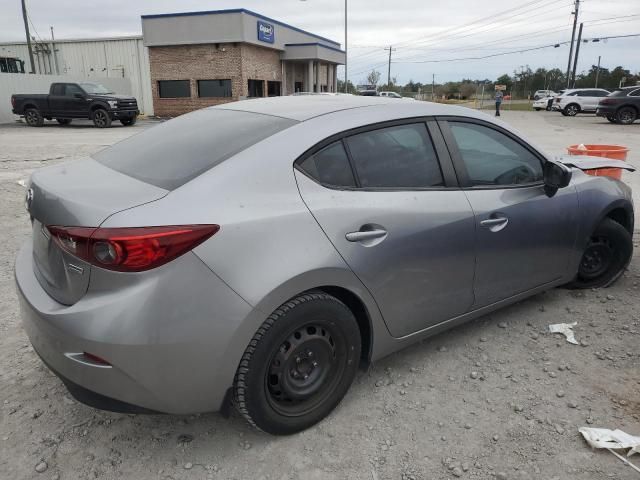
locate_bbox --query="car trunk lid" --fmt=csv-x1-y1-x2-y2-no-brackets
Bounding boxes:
27,158,168,305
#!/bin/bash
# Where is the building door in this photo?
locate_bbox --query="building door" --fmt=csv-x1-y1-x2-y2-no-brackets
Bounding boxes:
267,81,281,97
295,82,303,93
247,80,264,98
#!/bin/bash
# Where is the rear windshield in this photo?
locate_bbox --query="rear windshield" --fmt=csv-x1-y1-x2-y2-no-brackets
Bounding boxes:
94,109,296,190
610,89,630,97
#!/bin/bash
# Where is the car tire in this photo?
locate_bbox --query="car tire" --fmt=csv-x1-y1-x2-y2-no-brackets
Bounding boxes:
56,118,72,125
616,106,637,125
567,218,633,289
92,108,112,128
606,115,619,124
535,108,542,111
564,104,580,116
120,116,137,126
24,108,44,127
233,291,361,435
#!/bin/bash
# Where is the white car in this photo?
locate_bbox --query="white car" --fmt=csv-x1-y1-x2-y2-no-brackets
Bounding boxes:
533,96,553,111
552,88,611,116
533,90,557,100
379,91,403,98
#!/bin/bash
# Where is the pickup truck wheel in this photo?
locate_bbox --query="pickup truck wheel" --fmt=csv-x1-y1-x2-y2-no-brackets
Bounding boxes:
616,107,637,125
120,116,137,126
56,119,72,125
564,104,580,116
566,218,632,289
25,108,44,127
92,108,112,128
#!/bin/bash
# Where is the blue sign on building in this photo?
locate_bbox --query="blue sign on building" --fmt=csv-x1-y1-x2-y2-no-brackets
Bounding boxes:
257,20,275,44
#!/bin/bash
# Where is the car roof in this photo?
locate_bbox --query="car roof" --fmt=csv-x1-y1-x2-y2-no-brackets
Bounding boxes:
562,88,609,93
212,95,485,122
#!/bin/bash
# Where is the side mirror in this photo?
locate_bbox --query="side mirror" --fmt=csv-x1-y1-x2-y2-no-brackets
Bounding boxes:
544,160,572,196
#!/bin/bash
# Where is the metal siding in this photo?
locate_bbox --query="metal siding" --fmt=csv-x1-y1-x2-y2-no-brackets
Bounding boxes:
0,38,153,115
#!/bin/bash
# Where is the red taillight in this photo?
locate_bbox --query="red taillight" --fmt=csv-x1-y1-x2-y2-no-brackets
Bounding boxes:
11,96,16,108
47,225,219,272
599,98,615,105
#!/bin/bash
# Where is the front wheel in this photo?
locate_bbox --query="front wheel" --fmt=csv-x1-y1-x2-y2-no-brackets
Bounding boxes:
567,218,632,289
616,107,637,125
233,292,361,435
92,108,112,128
120,116,137,126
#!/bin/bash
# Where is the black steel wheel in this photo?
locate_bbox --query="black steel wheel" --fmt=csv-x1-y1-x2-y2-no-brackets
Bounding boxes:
92,108,112,128
567,218,632,289
564,104,580,116
24,108,43,127
233,292,361,435
616,107,637,125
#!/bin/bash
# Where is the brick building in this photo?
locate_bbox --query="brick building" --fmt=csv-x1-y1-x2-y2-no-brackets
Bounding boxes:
141,9,346,117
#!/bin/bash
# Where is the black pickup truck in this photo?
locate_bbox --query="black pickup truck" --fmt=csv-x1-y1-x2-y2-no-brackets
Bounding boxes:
11,82,139,128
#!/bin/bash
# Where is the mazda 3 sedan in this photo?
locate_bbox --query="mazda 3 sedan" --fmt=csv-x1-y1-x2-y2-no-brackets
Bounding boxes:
16,96,634,435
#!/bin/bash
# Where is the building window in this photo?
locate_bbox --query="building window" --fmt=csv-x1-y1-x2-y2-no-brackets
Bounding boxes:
248,79,264,98
267,81,281,97
158,80,191,98
198,79,232,98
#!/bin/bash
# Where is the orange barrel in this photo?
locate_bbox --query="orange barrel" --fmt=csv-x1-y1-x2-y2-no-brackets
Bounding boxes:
566,144,629,180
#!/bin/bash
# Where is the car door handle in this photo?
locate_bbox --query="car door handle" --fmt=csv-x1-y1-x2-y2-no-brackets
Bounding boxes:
480,216,509,232
345,229,387,242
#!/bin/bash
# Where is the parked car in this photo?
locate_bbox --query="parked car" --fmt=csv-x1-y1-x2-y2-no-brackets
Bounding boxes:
533,89,557,100
532,96,553,111
379,91,402,98
596,86,640,124
16,96,634,435
11,82,139,128
552,88,610,116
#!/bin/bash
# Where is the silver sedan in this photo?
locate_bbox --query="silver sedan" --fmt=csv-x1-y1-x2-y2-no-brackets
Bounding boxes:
15,96,634,434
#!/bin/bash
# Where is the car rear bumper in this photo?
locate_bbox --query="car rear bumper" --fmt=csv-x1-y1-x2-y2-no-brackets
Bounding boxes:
595,106,616,117
15,240,255,414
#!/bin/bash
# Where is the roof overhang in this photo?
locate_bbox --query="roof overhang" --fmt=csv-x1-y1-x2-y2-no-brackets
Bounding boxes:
282,43,345,64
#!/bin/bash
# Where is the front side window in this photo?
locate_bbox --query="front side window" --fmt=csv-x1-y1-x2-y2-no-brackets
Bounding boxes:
64,84,83,96
630,89,640,97
158,80,191,98
448,122,543,186
298,141,355,187
345,123,444,188
198,79,232,98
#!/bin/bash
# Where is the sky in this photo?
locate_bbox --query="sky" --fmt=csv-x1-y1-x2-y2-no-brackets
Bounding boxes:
1,0,638,84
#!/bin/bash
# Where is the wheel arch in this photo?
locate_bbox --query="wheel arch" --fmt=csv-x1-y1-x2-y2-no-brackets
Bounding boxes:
601,201,634,235
23,103,39,112
90,103,109,113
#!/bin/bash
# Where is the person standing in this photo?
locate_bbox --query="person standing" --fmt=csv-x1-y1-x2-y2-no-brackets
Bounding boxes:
495,89,504,116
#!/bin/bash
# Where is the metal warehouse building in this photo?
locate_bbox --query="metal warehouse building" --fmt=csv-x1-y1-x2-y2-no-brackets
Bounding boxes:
0,37,153,115
142,8,346,117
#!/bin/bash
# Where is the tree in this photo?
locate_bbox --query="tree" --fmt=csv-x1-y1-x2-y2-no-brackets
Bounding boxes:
366,69,381,86
336,79,357,94
459,82,477,99
495,74,513,92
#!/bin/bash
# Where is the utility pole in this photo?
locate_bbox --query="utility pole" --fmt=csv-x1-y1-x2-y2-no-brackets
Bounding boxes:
21,0,35,74
566,0,580,87
344,0,348,93
50,26,60,75
570,23,583,88
432,74,435,101
384,45,396,88
594,55,601,88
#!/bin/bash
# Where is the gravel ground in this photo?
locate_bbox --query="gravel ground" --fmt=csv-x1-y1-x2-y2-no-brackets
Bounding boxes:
0,113,639,480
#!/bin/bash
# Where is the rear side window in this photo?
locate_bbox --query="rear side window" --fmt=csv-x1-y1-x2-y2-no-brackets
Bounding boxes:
95,109,296,190
345,123,444,188
630,89,640,97
51,84,64,95
298,141,355,187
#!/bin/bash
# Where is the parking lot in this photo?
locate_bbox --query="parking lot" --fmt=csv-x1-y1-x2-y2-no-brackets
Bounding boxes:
0,112,638,480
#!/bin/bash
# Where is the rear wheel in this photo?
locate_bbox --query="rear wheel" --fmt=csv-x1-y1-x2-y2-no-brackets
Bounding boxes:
616,107,637,125
534,108,542,111
24,108,44,127
56,118,72,125
92,108,112,128
564,104,580,116
233,292,361,435
567,218,632,289
120,116,137,126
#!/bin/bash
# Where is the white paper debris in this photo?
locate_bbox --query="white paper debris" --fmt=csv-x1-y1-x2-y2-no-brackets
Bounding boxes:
17,179,27,187
548,322,579,345
580,427,640,474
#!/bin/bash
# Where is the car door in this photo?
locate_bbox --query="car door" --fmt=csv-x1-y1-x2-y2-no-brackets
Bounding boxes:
439,118,578,307
295,120,476,338
63,84,89,117
48,84,66,116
